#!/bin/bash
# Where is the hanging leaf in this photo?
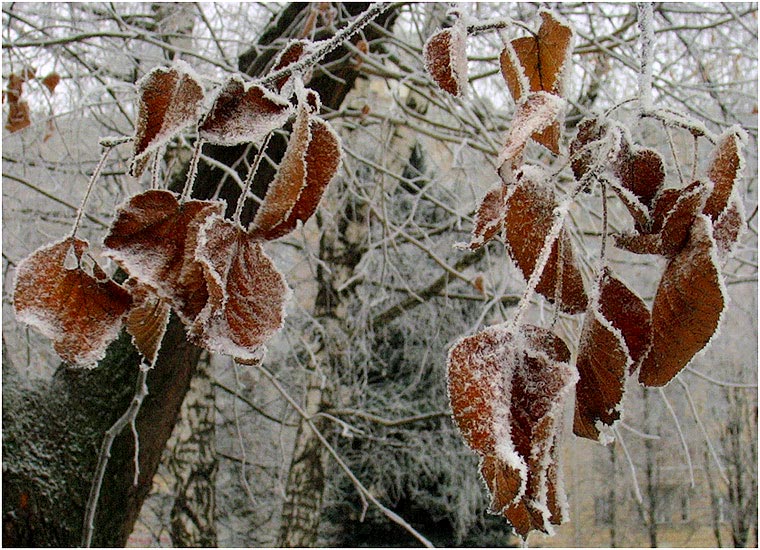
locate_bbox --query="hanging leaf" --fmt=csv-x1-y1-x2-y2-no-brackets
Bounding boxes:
712,195,745,261
574,268,651,441
131,64,205,176
447,323,576,539
103,190,224,324
569,117,606,183
639,215,725,387
250,104,342,240
5,99,31,133
500,10,573,101
499,10,572,154
198,76,293,146
461,185,505,250
124,280,171,366
504,168,588,313
41,72,61,94
13,237,132,367
659,181,708,257
423,24,468,97
499,92,564,169
611,140,665,210
191,215,290,361
703,129,745,221
270,39,312,92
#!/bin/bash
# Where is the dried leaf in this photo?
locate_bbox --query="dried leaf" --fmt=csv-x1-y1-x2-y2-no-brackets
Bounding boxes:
423,25,468,97
463,186,505,250
250,106,341,240
639,215,725,387
132,65,205,176
124,280,171,366
659,181,708,257
198,76,293,146
13,237,132,367
703,129,744,221
103,190,224,324
270,39,311,92
570,117,606,183
448,323,576,539
613,232,661,256
5,98,30,133
499,92,564,168
713,196,745,261
42,72,61,94
191,215,290,361
610,135,665,211
504,169,588,313
574,268,651,441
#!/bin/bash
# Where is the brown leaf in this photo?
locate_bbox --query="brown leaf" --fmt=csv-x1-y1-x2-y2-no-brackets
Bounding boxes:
191,215,289,361
639,215,725,387
574,268,651,441
570,117,606,183
198,76,292,146
659,181,709,257
713,196,745,261
41,72,61,94
270,39,311,92
448,324,575,539
499,92,564,167
504,169,588,313
250,106,341,240
132,65,205,176
124,280,171,366
613,232,662,255
703,129,744,220
500,10,573,102
5,98,30,133
423,26,468,97
13,237,132,367
463,186,504,250
103,190,224,324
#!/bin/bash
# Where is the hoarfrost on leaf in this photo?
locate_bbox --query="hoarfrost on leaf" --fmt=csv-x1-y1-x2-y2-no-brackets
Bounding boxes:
423,24,468,97
13,237,132,367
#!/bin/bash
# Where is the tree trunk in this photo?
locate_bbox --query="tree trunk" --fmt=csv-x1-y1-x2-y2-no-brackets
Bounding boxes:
167,355,218,547
2,4,398,547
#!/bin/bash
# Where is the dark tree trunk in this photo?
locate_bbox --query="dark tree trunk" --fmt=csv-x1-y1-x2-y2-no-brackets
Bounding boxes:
2,4,398,547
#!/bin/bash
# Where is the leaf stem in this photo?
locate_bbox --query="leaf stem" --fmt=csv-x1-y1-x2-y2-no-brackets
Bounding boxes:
70,145,113,239
180,138,205,202
234,132,273,226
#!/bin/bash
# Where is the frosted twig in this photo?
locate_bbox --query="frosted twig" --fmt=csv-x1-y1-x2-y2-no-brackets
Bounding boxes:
658,387,695,488
257,3,393,88
232,360,258,506
614,426,643,505
82,366,149,548
619,421,660,440
637,3,655,111
180,138,205,202
663,123,685,186
234,131,273,225
684,366,758,388
70,145,114,240
256,363,436,548
677,378,729,485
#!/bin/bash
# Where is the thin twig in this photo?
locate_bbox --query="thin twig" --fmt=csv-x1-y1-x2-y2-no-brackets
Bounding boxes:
82,366,149,548
658,387,695,488
256,363,435,548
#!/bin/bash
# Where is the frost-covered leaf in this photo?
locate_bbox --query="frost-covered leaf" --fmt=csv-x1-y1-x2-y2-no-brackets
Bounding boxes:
423,25,468,97
124,280,171,366
462,186,505,250
198,76,293,146
504,168,588,313
499,92,564,168
5,98,30,133
103,190,224,324
613,231,661,256
659,181,708,257
639,215,725,387
500,10,573,101
131,64,204,176
270,39,311,92
703,129,745,220
713,195,745,261
569,117,606,183
613,145,665,210
448,323,576,539
250,105,341,240
13,237,132,367
574,268,651,441
191,214,290,361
